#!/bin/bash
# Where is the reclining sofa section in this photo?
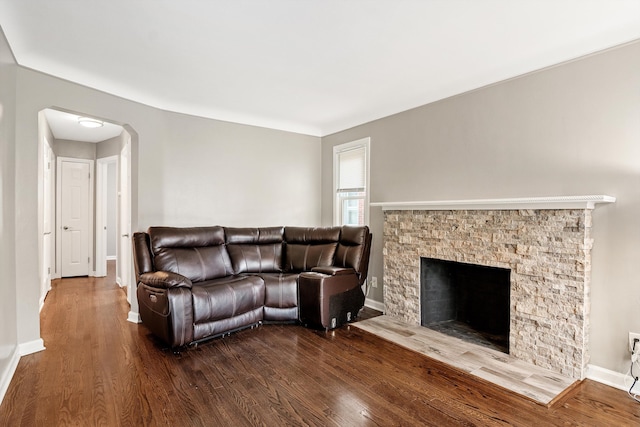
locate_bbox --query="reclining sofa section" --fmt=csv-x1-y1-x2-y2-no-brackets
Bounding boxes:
132,225,372,347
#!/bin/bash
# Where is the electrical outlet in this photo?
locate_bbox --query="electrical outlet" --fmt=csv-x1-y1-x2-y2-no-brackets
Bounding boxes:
371,277,378,288
629,332,640,352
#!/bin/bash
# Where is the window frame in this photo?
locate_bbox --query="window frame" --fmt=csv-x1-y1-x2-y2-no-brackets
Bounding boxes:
333,137,370,226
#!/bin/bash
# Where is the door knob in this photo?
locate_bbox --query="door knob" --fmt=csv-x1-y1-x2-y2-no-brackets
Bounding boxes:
63,226,69,230
122,233,129,237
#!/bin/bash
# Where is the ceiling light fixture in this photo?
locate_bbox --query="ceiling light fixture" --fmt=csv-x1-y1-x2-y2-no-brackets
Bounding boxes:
77,117,104,128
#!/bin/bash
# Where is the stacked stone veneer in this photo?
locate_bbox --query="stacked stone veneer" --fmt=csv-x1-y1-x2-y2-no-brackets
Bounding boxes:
383,209,592,379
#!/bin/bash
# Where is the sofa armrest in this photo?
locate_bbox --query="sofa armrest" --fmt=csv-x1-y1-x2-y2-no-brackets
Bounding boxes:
310,266,356,276
298,271,362,329
138,271,192,289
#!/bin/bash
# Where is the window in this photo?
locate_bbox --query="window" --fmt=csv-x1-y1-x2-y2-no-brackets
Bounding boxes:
334,138,370,226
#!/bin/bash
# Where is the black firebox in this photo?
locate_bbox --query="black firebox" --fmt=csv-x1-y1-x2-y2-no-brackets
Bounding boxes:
420,257,510,353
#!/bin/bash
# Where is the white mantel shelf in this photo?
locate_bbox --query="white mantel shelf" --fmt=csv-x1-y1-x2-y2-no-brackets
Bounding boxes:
370,195,616,211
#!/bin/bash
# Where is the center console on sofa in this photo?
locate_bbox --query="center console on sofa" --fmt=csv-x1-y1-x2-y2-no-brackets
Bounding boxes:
132,225,372,347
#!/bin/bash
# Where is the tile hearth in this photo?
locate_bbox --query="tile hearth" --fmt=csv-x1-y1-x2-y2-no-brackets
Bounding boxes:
353,315,577,406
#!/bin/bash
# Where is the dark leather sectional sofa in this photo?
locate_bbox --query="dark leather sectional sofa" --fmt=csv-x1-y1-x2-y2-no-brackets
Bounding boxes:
132,225,372,347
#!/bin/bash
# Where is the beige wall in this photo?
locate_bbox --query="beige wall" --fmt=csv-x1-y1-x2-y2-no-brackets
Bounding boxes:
96,133,123,159
0,26,18,395
53,138,97,160
321,41,640,374
12,66,321,353
150,110,321,228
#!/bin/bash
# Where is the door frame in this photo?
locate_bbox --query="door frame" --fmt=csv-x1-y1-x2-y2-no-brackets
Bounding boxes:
56,157,95,277
95,155,118,277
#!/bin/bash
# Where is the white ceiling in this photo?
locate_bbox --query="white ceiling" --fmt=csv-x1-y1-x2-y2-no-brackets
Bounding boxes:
2,1,639,137
43,109,123,143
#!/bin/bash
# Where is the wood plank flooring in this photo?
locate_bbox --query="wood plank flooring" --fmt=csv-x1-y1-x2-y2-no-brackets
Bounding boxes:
1,265,639,426
353,315,576,405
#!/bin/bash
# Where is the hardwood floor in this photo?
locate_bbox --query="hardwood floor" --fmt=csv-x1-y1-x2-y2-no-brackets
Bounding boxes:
1,267,639,426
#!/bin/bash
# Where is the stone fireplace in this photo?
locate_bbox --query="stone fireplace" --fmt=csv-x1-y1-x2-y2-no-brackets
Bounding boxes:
376,196,614,380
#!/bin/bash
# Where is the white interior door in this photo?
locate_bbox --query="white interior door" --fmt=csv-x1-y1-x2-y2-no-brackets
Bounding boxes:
41,140,54,305
95,160,107,277
96,156,118,277
119,138,132,303
61,160,91,277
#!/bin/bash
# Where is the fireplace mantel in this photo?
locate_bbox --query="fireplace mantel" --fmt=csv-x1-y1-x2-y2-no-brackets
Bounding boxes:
371,195,615,211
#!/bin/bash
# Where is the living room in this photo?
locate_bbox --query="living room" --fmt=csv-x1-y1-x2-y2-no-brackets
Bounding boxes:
1,1,640,424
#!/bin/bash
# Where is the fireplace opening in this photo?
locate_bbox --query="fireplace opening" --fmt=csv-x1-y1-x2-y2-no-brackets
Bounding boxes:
420,257,510,353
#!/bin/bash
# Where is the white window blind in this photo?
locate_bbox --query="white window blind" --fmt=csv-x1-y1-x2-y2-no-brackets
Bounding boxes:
337,146,366,193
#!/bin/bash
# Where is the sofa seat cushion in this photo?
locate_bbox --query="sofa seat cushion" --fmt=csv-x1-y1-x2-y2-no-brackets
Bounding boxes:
257,273,298,308
248,273,298,321
191,275,265,324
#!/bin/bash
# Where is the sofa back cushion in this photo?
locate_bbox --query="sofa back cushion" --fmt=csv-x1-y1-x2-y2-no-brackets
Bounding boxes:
148,226,233,282
225,227,284,274
338,225,372,285
334,225,369,269
284,227,340,272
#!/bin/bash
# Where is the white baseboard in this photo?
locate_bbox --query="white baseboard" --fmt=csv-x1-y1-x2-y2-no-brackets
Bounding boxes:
127,311,141,324
0,345,20,407
0,340,46,406
106,255,116,261
365,298,385,312
19,339,46,356
586,364,631,391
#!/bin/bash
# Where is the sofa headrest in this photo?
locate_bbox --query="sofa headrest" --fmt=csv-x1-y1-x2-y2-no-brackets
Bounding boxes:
339,226,369,246
149,226,225,253
225,226,284,244
284,226,341,243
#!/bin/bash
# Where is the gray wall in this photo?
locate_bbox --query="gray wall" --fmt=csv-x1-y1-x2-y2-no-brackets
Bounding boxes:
321,41,640,374
12,66,321,353
0,26,18,392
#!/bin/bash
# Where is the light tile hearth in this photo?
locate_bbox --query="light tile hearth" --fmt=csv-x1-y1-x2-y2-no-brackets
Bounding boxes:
353,315,578,406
